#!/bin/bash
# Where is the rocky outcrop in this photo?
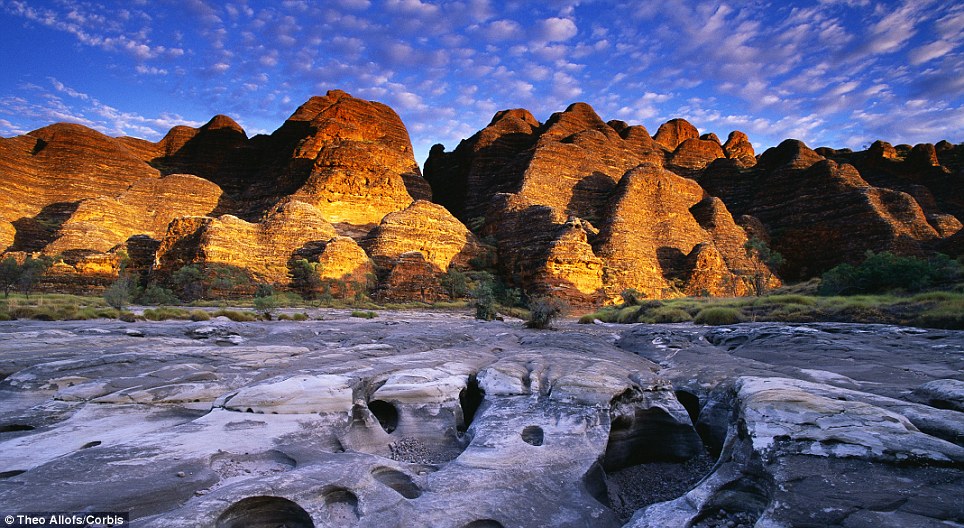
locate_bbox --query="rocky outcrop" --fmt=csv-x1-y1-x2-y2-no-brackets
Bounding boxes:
595,164,769,299
263,90,421,236
426,104,778,303
722,131,756,167
361,200,484,271
652,118,700,150
154,199,338,286
376,251,449,302
46,174,222,255
0,91,438,299
701,139,942,278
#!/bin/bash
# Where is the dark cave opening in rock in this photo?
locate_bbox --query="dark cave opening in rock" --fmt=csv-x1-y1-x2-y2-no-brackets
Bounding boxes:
0,424,35,433
597,391,717,522
0,470,26,479
458,374,484,433
521,425,544,446
461,520,505,528
675,390,701,424
215,496,314,528
368,399,399,434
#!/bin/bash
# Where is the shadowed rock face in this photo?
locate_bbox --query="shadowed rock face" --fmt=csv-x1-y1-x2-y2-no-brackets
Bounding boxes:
426,104,759,304
426,103,961,299
700,140,942,278
0,315,959,527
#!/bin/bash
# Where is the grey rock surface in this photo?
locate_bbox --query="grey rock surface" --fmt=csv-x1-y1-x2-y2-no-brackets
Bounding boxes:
0,314,960,528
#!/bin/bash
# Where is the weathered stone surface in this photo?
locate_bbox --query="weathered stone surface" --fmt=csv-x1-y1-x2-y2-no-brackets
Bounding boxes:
361,200,484,271
722,130,756,167
46,174,223,255
154,199,338,285
652,118,700,150
1,317,960,527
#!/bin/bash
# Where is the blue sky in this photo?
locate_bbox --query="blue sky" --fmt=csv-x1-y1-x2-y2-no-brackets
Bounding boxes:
1,0,961,166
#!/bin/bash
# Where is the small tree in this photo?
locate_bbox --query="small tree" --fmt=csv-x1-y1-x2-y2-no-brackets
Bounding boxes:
253,294,282,319
440,267,469,299
17,255,52,298
0,256,21,298
171,264,205,301
104,275,137,310
744,238,785,296
525,296,567,329
289,259,322,299
472,277,497,321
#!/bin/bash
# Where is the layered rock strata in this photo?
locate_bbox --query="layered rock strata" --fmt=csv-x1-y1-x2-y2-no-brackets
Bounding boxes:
700,140,945,278
427,104,767,303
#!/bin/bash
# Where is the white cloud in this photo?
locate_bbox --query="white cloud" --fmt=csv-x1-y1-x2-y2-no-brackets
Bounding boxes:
534,17,577,42
908,40,955,65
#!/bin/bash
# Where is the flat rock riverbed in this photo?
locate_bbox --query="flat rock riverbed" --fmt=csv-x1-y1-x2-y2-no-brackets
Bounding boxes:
0,312,960,527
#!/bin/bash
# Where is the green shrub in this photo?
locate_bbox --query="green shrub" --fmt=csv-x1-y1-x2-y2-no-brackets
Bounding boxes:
525,296,566,329
189,310,211,322
914,306,964,329
119,311,137,322
143,307,191,320
819,251,960,295
620,288,645,306
104,275,137,310
615,306,641,323
212,309,257,322
277,313,291,321
645,307,693,323
138,284,179,305
253,294,283,318
292,312,309,321
694,307,745,325
577,314,597,324
350,310,378,319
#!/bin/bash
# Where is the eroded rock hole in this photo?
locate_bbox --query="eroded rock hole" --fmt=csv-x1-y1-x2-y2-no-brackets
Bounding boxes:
458,374,484,432
371,467,421,499
675,390,701,424
0,470,26,479
601,391,714,521
215,496,314,528
80,441,102,449
368,399,399,434
521,425,544,446
0,424,35,433
692,476,773,528
323,487,359,524
462,521,505,528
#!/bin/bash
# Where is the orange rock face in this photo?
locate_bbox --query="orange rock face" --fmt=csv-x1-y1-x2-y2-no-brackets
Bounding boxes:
47,174,222,255
361,200,484,270
154,199,338,285
595,164,769,300
377,251,449,302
